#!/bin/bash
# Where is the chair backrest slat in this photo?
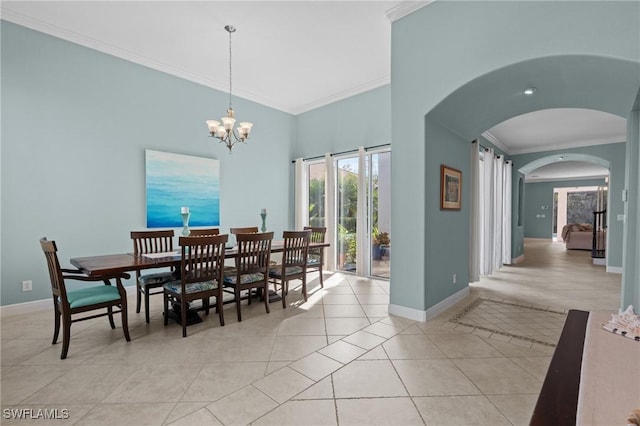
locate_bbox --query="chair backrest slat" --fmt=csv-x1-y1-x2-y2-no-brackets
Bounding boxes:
230,227,259,235
235,232,273,275
40,237,68,301
179,235,228,286
131,230,174,255
189,228,220,237
283,230,311,268
304,226,326,244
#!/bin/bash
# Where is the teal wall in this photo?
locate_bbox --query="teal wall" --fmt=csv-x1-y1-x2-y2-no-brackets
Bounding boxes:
512,143,626,268
524,178,607,239
391,1,640,313
1,21,295,306
294,85,391,159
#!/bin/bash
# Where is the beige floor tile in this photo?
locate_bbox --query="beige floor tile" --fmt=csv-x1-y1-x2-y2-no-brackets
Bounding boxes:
361,322,401,338
414,395,511,425
393,359,480,396
1,339,50,366
22,364,138,405
277,317,326,335
164,402,210,424
321,294,360,305
166,407,223,426
292,376,334,400
429,333,505,358
252,399,337,426
74,402,174,425
0,365,71,405
323,286,355,295
510,356,552,380
181,361,267,402
207,385,278,425
342,330,386,350
265,361,290,375
332,360,407,398
382,334,446,359
399,324,425,335
252,367,315,404
323,305,366,318
0,404,94,425
354,294,389,305
325,317,370,335
327,335,346,344
336,397,423,425
357,345,388,360
360,304,389,318
289,352,343,381
318,340,366,364
269,335,327,361
453,357,543,394
487,393,539,426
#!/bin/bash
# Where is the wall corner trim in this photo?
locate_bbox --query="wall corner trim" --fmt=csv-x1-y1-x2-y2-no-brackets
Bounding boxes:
388,287,470,323
512,254,525,264
606,266,623,274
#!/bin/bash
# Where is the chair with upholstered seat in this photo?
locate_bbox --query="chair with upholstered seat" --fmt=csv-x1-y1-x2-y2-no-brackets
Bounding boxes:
130,230,176,323
223,232,273,322
189,228,220,236
269,230,311,308
40,237,131,359
163,234,228,337
303,226,326,288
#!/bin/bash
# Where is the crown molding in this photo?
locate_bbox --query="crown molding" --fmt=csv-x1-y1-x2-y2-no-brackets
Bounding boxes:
481,131,511,155
386,1,434,22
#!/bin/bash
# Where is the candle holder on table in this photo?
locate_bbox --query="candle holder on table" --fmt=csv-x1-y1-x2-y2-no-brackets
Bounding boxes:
181,212,191,236
260,213,267,232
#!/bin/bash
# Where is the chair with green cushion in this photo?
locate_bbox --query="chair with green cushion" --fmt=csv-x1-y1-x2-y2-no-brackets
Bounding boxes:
303,226,326,288
223,232,273,322
40,237,131,360
163,234,228,337
269,230,311,308
131,230,176,323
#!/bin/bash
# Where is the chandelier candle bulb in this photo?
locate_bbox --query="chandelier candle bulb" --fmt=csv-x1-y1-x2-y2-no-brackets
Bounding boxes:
181,207,189,214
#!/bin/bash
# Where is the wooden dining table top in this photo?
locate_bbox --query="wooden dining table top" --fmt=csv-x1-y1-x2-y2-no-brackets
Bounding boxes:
70,241,329,277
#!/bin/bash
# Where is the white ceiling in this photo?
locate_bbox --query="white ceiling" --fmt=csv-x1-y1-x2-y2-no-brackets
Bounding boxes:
524,160,609,183
1,1,627,182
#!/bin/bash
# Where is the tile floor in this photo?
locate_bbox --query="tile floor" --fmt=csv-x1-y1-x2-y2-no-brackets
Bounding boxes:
1,239,621,425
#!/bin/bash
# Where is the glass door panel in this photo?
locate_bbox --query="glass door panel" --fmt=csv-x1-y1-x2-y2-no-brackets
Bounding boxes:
370,151,391,278
336,157,358,272
308,162,326,227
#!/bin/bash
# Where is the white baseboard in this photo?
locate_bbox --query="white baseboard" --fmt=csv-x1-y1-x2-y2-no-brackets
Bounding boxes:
606,266,623,274
511,254,525,264
388,287,470,323
592,258,606,266
0,286,138,318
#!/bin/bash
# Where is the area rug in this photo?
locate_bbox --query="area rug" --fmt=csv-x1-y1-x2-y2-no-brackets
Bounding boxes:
449,298,567,346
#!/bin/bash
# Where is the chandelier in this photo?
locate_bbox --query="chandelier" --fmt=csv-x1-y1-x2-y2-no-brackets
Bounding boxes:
206,25,253,152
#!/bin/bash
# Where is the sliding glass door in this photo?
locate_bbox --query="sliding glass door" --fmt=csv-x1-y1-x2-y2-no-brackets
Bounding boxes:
370,151,391,278
336,157,359,272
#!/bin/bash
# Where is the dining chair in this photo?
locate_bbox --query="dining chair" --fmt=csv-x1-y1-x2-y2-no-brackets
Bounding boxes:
303,226,326,288
269,230,311,308
131,230,176,323
40,237,131,359
189,228,220,236
223,232,273,322
230,227,258,235
163,234,228,337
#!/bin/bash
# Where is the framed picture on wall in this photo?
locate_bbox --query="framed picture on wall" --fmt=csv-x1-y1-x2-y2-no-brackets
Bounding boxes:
440,164,462,210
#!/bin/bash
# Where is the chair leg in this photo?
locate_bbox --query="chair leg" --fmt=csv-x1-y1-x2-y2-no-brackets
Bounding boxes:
60,312,71,360
120,300,131,342
52,301,61,345
136,284,142,313
181,299,188,338
107,306,116,329
163,291,169,326
319,267,324,288
203,298,210,316
144,287,151,324
263,283,270,314
302,276,308,302
235,287,242,322
217,295,225,326
281,280,287,309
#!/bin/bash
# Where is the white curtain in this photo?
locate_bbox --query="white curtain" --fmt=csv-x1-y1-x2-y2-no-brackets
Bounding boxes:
469,141,481,282
355,147,368,276
324,153,336,271
294,158,307,230
478,149,513,276
502,161,513,264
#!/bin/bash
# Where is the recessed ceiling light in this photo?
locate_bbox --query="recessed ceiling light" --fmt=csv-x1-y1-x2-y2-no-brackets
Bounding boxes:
523,87,536,95
558,156,564,160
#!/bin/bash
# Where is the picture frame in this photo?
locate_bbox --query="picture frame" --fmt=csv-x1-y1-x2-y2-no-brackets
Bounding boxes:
440,164,462,210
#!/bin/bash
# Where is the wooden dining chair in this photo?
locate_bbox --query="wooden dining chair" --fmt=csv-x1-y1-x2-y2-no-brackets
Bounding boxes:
163,234,228,337
40,237,131,359
304,226,326,288
131,230,176,323
230,227,258,235
189,228,220,236
223,232,273,322
269,230,311,308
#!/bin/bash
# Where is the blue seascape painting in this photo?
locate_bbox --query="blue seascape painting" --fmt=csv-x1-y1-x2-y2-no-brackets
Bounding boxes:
146,150,220,228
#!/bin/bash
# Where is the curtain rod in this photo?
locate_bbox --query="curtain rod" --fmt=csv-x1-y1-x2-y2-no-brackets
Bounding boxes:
291,143,391,163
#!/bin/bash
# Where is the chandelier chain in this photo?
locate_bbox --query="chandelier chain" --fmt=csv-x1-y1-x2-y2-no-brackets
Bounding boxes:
228,27,232,109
